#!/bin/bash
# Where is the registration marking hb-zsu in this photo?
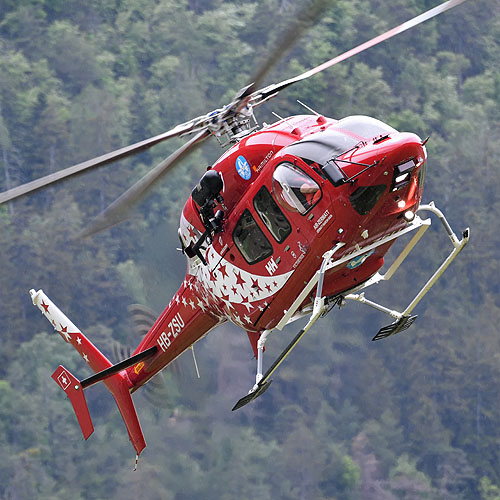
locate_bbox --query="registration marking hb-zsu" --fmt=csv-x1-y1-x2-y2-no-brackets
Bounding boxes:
157,313,185,352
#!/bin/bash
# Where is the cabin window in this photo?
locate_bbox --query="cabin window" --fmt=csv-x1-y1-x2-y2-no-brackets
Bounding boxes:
349,185,386,215
253,186,292,243
233,209,273,264
272,162,321,215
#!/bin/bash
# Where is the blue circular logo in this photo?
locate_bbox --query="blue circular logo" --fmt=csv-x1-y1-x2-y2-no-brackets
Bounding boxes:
235,156,252,180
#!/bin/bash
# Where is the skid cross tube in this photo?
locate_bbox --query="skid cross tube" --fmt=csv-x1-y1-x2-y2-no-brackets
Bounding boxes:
276,214,432,331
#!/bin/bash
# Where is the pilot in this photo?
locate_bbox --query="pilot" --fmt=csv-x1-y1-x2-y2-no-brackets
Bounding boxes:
298,179,321,210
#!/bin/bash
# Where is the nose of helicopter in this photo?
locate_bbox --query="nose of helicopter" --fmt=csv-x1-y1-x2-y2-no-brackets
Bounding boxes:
340,131,427,219
374,133,427,218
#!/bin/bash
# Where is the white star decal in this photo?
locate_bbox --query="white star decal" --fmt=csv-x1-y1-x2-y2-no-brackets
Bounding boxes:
76,337,82,345
83,353,89,363
189,299,196,310
61,376,67,385
197,299,206,312
223,299,235,311
241,301,253,313
244,315,251,323
175,295,180,304
60,330,71,342
182,297,187,306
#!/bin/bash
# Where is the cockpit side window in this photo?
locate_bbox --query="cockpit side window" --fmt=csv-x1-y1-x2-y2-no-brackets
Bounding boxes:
253,186,292,243
233,209,273,264
272,162,321,215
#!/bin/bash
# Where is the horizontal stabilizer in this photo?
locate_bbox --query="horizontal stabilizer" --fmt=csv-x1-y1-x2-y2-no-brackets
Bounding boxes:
52,365,94,440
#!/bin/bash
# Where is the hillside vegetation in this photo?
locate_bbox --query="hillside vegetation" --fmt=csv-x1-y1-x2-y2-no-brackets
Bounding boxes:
1,1,499,498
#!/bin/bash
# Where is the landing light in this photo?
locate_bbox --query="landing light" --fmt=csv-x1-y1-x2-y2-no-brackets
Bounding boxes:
397,200,406,209
395,173,410,184
404,210,415,221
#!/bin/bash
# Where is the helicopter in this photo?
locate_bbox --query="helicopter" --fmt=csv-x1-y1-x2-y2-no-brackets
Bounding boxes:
0,0,471,462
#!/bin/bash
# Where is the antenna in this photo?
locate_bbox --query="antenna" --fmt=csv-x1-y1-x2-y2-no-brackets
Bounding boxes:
191,346,200,378
297,99,320,115
272,112,295,130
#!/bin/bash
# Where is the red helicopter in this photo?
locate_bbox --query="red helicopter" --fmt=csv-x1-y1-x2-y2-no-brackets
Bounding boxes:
0,0,470,462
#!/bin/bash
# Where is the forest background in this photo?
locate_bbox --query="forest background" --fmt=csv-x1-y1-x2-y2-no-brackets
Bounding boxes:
0,0,499,499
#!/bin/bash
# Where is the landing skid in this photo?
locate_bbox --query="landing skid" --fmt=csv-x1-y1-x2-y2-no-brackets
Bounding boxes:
233,245,338,410
372,314,418,341
232,202,469,410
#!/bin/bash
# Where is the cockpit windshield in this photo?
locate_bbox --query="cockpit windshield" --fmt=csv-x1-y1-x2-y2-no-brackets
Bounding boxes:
335,115,397,139
272,162,321,215
283,130,359,166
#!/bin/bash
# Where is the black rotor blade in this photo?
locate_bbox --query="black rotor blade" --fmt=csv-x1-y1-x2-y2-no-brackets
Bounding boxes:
78,129,211,238
239,0,331,102
0,120,198,205
256,0,469,100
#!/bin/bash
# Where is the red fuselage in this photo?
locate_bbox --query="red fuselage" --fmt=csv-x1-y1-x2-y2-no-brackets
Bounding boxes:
127,114,426,389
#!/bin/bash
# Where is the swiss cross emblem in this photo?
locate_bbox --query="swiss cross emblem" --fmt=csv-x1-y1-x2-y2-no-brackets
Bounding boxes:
57,370,71,391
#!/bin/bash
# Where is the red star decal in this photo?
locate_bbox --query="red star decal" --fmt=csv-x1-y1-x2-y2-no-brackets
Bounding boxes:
41,301,49,313
60,325,68,333
219,264,228,279
234,270,246,288
265,283,272,292
188,226,196,239
273,281,278,288
210,270,217,282
251,278,262,292
232,286,238,295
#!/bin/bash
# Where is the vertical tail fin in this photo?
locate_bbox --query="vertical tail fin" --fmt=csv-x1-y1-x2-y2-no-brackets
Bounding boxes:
52,365,93,439
31,289,147,456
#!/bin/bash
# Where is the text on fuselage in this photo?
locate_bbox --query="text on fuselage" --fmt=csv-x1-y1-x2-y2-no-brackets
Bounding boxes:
157,313,185,352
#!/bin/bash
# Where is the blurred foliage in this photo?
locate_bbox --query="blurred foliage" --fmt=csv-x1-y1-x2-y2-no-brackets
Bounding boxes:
0,0,499,498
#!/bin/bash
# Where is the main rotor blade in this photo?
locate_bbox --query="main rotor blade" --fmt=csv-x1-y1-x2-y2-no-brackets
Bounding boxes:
240,0,331,101
78,129,211,238
257,0,469,100
0,121,198,205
